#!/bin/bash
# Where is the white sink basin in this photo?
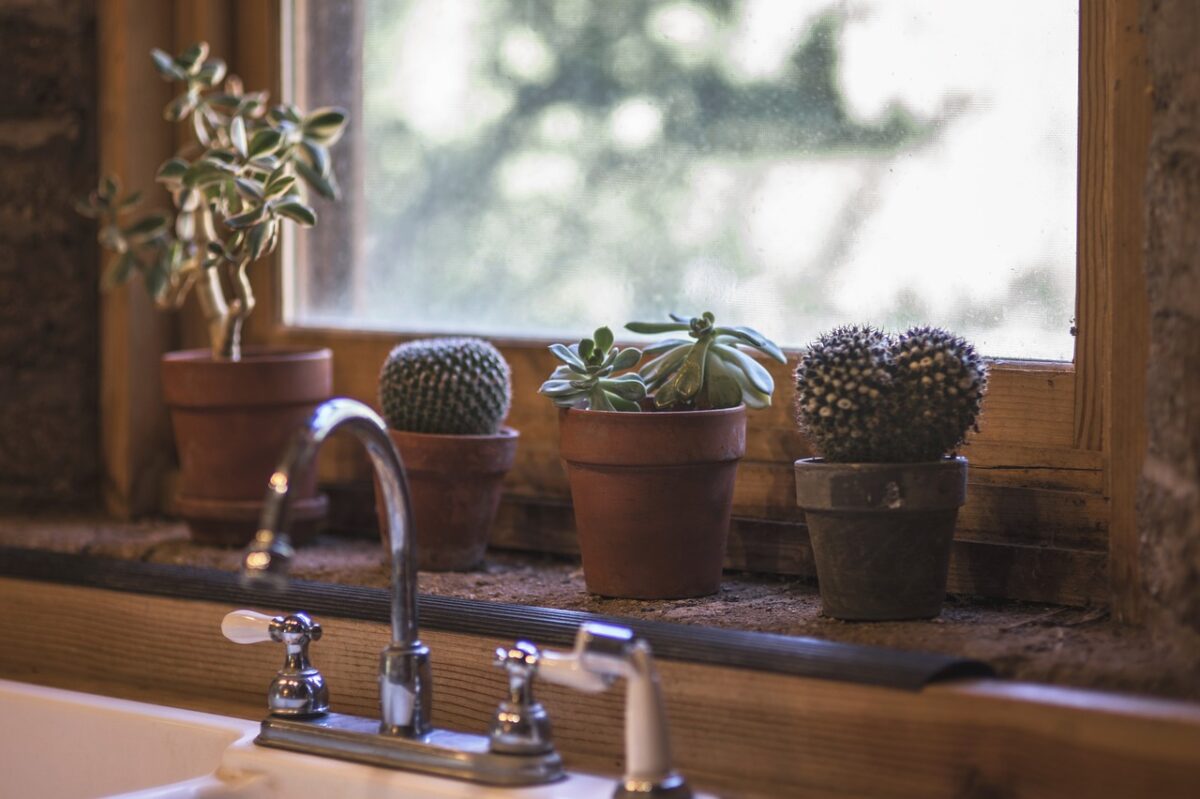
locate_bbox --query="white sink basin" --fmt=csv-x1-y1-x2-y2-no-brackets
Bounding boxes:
0,678,257,799
0,679,699,799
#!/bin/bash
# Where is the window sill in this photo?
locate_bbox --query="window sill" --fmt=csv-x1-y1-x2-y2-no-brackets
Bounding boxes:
1,512,1193,702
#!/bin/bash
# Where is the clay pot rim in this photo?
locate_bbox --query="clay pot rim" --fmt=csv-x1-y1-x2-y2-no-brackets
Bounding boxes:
795,455,967,469
162,346,333,365
386,425,520,442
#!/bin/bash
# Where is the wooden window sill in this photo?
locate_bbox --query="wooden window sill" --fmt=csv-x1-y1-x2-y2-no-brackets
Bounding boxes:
1,512,1193,702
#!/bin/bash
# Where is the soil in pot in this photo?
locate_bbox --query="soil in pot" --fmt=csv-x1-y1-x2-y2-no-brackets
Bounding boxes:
558,405,746,599
794,457,967,620
376,427,518,571
161,348,333,546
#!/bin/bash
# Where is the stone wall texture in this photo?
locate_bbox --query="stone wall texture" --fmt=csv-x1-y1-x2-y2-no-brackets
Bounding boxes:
1141,0,1200,640
0,0,99,508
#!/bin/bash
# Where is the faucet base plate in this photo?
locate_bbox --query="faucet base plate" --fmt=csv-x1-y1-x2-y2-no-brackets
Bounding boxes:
256,712,564,786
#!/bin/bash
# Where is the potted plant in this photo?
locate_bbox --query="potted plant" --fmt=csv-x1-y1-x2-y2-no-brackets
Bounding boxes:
539,314,785,599
792,325,988,620
376,338,517,570
77,42,349,544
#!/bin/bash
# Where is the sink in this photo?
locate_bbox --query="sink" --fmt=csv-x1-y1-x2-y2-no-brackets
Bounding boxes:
0,679,701,799
0,678,257,799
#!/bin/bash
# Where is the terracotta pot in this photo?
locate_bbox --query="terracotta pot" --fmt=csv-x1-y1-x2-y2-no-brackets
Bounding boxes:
160,348,333,546
794,457,967,620
376,427,519,571
558,405,746,599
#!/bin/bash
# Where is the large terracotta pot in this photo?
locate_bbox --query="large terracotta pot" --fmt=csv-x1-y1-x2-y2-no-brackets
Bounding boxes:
160,348,333,546
557,405,746,599
794,457,967,620
376,428,519,571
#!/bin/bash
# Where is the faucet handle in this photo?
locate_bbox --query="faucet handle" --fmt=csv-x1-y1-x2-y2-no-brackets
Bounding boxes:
221,609,330,718
488,641,556,756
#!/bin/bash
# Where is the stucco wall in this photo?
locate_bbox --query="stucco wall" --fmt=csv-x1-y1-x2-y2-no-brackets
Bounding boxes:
1141,0,1200,640
0,0,98,508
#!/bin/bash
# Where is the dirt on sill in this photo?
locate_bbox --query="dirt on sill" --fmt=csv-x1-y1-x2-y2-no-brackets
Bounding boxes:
2,512,1197,701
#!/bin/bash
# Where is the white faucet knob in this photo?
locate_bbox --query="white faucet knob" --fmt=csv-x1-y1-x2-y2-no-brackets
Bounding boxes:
222,609,278,644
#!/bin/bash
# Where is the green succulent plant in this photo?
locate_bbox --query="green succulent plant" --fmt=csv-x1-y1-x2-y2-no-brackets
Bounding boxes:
625,312,786,410
794,324,987,463
76,41,349,361
538,327,647,411
379,338,512,435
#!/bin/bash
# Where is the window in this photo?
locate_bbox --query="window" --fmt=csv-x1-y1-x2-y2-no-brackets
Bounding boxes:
287,1,1078,360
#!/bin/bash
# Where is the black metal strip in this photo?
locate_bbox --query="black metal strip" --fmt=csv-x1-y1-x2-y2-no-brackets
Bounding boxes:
0,546,991,690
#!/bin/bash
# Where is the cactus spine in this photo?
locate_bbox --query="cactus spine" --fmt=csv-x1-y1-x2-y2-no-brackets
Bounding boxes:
379,338,512,435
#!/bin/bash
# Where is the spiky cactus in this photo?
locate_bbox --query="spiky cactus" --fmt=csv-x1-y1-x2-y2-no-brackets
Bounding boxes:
890,326,987,461
794,325,987,463
379,338,512,435
794,325,897,462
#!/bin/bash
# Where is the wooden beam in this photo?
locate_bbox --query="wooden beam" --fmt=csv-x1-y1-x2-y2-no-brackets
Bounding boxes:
1101,0,1152,622
97,0,177,517
3,580,1197,798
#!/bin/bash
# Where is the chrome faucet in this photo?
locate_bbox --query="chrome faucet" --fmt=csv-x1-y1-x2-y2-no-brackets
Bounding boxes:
230,398,563,785
228,398,695,794
245,397,430,736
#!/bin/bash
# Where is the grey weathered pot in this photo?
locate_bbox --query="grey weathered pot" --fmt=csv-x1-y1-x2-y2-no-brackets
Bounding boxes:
794,457,967,621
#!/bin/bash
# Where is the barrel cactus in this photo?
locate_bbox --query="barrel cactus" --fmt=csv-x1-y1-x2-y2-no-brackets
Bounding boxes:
379,338,512,435
794,325,987,462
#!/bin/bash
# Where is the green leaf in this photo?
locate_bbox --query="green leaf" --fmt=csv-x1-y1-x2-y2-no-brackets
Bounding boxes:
156,158,189,183
271,104,303,124
538,379,576,398
710,343,775,396
294,158,339,200
263,174,296,198
659,337,712,408
611,347,642,371
598,377,646,401
247,128,284,159
549,343,586,371
150,49,186,81
235,178,265,202
100,176,119,201
299,140,330,176
714,326,786,363
272,200,317,226
195,58,226,87
122,213,168,242
164,90,199,122
225,207,265,229
638,345,689,387
589,386,615,412
607,393,641,412
246,221,274,260
176,42,209,72
230,115,248,158
702,354,744,410
593,326,614,354
577,337,594,362
625,320,690,334
102,252,137,289
302,106,349,145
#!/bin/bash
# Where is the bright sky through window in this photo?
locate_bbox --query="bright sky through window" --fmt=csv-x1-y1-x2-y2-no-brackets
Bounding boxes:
290,0,1079,360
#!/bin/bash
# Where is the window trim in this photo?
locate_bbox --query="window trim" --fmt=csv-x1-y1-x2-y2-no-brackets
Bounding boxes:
99,1,1149,613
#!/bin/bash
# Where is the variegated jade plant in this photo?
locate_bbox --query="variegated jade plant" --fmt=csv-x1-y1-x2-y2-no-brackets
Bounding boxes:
76,41,348,360
539,313,784,411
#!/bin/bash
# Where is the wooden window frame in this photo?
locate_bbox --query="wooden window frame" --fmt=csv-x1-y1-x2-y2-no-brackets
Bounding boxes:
98,1,1150,617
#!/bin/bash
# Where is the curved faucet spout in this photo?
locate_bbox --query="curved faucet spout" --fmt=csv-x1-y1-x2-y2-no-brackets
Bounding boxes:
245,397,431,736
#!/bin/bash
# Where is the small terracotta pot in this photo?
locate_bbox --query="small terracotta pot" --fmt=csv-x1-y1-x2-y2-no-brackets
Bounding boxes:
794,457,967,620
558,405,746,599
160,348,332,546
376,427,519,571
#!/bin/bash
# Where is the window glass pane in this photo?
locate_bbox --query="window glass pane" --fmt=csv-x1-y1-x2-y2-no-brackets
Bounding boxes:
288,0,1078,360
